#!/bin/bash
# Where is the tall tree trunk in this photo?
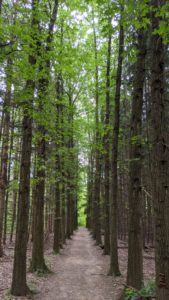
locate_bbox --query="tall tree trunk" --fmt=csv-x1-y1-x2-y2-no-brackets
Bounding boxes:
127,29,147,289
103,27,111,255
31,129,47,271
61,127,66,245
31,0,59,272
66,95,74,239
109,16,124,276
10,148,20,243
3,105,14,244
53,104,62,254
11,0,39,295
53,175,61,253
0,57,12,255
53,27,64,252
151,0,169,298
86,153,94,230
10,136,20,243
11,104,33,295
92,11,101,245
61,183,66,244
30,71,48,271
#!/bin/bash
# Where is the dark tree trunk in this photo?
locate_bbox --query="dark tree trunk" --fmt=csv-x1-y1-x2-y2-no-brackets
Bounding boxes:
53,104,62,253
0,58,12,255
3,105,14,244
66,94,75,239
11,0,39,295
61,183,66,244
30,70,49,271
103,27,111,255
53,27,64,252
31,0,59,271
61,130,66,245
86,153,94,230
151,0,169,298
127,29,147,289
109,17,124,276
53,180,61,253
11,105,33,296
92,11,101,245
31,133,47,271
10,143,20,243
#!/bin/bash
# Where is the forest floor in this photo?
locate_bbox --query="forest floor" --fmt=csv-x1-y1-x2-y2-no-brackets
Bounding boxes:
0,228,155,300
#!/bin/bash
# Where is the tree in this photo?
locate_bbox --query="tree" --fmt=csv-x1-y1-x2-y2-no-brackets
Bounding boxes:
0,58,12,255
109,8,124,276
31,0,59,272
127,28,147,289
103,21,111,255
11,0,40,295
92,8,102,245
151,0,169,298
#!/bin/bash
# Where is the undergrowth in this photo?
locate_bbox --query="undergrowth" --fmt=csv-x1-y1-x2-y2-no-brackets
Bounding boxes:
124,281,155,300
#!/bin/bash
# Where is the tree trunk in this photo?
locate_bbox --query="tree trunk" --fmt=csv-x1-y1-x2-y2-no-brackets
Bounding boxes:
53,113,62,253
3,105,14,244
31,133,47,271
151,0,169,298
109,16,124,276
92,11,101,245
11,106,33,295
53,181,61,253
86,153,94,230
10,143,20,243
0,57,12,255
61,183,66,244
127,29,147,289
11,0,39,295
103,27,111,255
31,0,59,271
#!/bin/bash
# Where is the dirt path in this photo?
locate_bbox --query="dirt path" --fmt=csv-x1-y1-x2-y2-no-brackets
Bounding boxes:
0,228,155,299
34,228,122,300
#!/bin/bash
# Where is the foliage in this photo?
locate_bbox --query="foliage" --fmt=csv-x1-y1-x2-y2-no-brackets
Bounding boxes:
124,281,156,300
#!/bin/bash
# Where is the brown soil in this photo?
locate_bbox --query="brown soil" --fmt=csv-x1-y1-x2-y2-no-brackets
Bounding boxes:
0,228,155,300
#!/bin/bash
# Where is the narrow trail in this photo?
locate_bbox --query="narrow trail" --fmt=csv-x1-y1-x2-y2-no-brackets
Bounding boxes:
35,228,121,300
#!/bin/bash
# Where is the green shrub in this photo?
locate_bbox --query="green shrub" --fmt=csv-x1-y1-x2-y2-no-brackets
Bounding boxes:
124,281,155,300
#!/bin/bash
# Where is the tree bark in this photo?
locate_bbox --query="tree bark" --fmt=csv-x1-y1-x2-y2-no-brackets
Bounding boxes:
103,27,111,255
66,95,75,239
31,0,59,272
11,104,33,295
0,57,12,255
53,102,62,253
30,131,47,271
109,16,124,276
127,29,147,289
10,140,20,243
92,10,101,245
86,153,94,230
11,0,39,295
53,179,61,253
3,105,14,244
151,0,169,298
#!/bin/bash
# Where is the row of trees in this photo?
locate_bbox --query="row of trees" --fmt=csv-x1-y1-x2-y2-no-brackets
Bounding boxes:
86,1,169,300
0,0,87,296
0,0,169,299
